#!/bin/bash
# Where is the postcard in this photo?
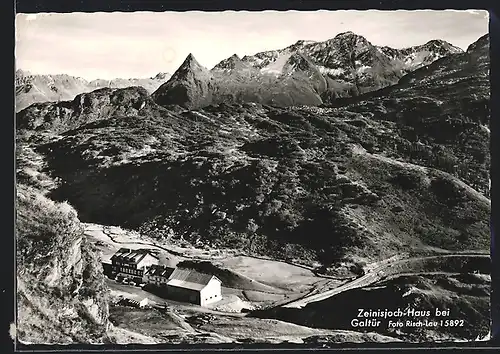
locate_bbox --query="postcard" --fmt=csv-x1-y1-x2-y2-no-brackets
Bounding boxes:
14,8,493,348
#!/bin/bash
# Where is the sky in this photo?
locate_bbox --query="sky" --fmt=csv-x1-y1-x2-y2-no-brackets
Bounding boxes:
15,10,489,80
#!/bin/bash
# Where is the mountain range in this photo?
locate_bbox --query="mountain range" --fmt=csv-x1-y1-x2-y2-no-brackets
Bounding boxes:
153,32,463,109
15,70,171,112
16,32,463,113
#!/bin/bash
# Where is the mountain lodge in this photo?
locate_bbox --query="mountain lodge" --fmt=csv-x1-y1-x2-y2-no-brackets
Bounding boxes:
108,248,222,306
110,248,159,282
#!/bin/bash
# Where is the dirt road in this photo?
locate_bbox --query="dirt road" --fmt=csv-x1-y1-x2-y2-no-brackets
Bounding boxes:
282,253,489,309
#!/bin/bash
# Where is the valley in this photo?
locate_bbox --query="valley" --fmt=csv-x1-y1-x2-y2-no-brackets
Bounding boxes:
83,218,490,344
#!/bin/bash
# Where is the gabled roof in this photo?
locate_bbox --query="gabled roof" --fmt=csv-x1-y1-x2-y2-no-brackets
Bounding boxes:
166,267,221,291
111,248,158,265
144,264,175,278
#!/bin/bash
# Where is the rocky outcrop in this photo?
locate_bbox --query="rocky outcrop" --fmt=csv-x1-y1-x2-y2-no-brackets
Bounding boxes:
17,86,152,133
16,184,110,344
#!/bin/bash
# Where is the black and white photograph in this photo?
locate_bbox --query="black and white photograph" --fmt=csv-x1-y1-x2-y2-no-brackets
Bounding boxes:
15,9,492,346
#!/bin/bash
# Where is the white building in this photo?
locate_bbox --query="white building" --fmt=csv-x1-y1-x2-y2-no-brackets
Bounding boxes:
165,268,222,307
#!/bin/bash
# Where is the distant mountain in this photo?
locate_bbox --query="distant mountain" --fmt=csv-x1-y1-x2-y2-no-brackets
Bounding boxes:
152,54,215,110
15,70,171,112
152,32,463,109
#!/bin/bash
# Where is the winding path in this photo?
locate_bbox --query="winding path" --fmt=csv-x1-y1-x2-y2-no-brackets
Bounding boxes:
282,253,489,309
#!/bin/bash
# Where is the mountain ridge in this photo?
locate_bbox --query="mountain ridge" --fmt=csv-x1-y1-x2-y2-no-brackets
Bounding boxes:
15,70,171,112
152,32,466,109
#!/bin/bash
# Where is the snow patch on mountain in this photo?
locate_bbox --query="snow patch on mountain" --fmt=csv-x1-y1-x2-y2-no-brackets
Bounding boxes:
260,52,293,75
317,66,345,76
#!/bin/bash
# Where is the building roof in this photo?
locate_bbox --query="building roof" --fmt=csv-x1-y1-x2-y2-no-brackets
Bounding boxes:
166,278,207,291
144,264,175,278
111,248,158,264
165,267,220,291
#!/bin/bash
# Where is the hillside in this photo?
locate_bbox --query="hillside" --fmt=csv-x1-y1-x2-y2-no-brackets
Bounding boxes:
151,32,463,109
15,70,170,112
16,183,110,344
251,269,491,342
14,34,490,276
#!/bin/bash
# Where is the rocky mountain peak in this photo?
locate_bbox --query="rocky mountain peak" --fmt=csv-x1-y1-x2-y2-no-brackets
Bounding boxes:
147,33,478,109
335,31,356,37
168,53,210,80
295,39,316,45
287,39,317,51
152,54,214,109
178,53,203,71
331,31,368,43
420,39,463,54
212,54,245,71
152,72,170,80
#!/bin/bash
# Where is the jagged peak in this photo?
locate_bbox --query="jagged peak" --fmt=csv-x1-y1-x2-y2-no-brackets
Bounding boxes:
152,72,170,80
174,53,205,73
336,31,356,37
289,39,317,49
169,53,209,80
326,31,369,46
295,39,316,45
332,31,366,41
422,39,462,51
212,53,245,71
403,39,463,55
424,39,448,45
183,53,200,66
